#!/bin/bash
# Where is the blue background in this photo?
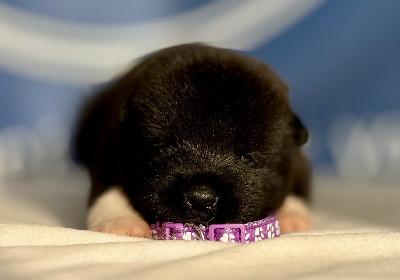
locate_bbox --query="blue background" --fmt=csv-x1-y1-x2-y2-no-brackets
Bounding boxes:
1,0,399,178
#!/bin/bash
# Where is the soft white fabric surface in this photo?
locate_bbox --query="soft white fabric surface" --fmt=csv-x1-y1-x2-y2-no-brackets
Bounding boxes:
0,174,399,279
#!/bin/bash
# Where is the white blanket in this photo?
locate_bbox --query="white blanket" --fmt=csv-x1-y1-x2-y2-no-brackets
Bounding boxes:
1,175,399,279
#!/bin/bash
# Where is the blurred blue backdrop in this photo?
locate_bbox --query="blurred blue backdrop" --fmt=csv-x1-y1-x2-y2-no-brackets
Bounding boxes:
0,0,399,180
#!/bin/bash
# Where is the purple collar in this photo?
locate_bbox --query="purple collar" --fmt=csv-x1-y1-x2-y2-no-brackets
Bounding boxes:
150,214,280,243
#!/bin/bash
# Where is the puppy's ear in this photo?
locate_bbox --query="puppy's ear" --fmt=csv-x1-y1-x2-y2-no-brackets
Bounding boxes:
118,102,129,124
291,114,308,146
118,100,137,127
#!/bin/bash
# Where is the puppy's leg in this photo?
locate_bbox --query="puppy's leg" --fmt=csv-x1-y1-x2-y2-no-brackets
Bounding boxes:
87,186,152,238
278,133,313,234
277,195,313,233
278,161,313,233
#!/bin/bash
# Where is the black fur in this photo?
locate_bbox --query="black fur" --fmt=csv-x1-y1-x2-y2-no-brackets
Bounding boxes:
75,44,311,225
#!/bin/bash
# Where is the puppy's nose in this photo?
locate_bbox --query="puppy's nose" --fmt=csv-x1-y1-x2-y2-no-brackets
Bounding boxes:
185,185,218,212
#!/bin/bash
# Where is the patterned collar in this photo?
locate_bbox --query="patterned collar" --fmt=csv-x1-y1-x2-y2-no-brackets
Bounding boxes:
150,215,280,243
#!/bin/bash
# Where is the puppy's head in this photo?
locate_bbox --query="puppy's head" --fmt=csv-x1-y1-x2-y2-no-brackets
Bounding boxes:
117,44,307,225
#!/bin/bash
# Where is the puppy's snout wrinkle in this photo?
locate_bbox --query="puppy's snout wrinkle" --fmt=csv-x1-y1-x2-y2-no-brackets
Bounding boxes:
185,185,218,212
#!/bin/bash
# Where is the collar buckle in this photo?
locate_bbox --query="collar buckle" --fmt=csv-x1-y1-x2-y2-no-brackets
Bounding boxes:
163,222,183,240
208,224,246,243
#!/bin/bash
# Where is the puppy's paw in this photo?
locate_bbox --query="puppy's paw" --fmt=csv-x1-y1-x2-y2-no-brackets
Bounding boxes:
277,212,313,234
87,186,152,239
277,195,313,234
94,218,152,239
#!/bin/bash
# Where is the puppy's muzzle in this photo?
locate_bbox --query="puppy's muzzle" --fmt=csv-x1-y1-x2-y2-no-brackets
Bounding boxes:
184,185,219,213
175,173,229,223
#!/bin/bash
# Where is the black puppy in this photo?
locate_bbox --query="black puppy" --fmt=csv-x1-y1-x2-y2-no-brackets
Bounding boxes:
75,44,312,238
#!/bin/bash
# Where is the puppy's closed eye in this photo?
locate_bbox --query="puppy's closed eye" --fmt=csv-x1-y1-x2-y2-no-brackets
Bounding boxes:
149,139,170,148
240,152,264,165
240,154,254,164
145,135,176,148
